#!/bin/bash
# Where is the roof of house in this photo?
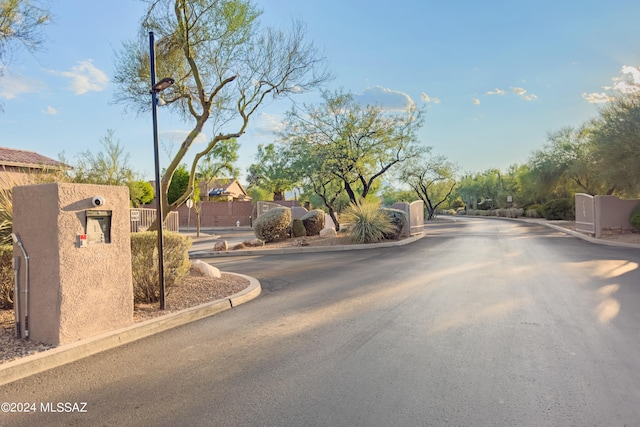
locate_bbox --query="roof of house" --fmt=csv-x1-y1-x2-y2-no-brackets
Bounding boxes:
0,146,69,169
204,178,248,197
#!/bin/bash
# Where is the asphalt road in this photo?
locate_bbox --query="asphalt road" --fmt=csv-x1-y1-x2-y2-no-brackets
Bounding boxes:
1,218,640,426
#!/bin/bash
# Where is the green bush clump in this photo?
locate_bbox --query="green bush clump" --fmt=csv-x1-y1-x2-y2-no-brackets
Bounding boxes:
342,202,394,244
630,203,640,230
301,209,325,236
495,208,524,218
541,199,575,220
254,207,291,242
131,231,191,304
379,207,407,239
0,245,14,309
292,219,306,237
525,204,542,218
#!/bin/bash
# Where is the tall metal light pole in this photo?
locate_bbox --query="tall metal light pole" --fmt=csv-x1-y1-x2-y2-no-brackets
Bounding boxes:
149,31,174,310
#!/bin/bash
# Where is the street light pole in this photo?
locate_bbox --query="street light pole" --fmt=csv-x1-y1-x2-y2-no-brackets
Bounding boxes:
149,31,174,310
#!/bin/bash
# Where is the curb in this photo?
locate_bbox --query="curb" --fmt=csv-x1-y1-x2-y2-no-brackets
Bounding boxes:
439,215,640,249
190,232,426,258
0,273,261,387
541,222,640,249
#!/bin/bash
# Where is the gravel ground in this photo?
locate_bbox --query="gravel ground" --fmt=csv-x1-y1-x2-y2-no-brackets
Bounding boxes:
0,271,249,365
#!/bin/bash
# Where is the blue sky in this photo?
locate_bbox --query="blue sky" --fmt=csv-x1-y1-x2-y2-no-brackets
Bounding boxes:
1,0,640,183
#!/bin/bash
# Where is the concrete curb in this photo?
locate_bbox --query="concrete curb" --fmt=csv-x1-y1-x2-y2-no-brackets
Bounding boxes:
0,273,261,386
190,232,426,258
440,215,640,249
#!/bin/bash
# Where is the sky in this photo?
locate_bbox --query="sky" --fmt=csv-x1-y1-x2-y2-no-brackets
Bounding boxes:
1,0,640,184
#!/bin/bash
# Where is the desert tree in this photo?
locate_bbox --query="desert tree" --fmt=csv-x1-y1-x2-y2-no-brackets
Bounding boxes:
0,0,50,65
280,89,427,206
112,0,329,227
246,142,299,201
196,138,239,199
589,93,640,196
528,125,613,197
401,152,458,220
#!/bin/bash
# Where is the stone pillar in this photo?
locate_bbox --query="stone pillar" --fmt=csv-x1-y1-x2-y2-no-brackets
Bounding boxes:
12,183,133,346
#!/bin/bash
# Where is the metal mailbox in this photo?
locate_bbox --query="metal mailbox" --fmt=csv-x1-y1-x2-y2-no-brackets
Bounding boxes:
86,210,112,244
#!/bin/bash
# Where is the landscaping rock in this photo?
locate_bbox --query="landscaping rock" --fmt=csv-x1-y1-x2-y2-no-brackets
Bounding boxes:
213,240,228,251
301,209,325,236
191,259,222,278
243,239,265,247
320,227,337,238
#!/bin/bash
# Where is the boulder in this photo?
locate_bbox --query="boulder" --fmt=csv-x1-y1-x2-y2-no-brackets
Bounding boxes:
191,260,222,278
301,209,325,236
320,227,337,238
213,240,228,251
243,239,265,247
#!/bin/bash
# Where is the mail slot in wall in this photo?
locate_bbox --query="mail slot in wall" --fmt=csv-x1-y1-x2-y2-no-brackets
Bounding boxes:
86,210,112,244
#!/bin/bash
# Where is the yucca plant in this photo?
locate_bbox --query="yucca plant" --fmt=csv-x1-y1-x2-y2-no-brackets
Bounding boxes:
342,201,395,244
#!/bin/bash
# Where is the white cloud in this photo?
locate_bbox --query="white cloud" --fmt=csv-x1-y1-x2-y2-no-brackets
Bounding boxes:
486,88,506,96
472,98,481,105
42,106,58,115
255,112,285,136
608,65,640,94
582,92,613,104
582,65,640,104
54,60,109,95
421,92,441,104
0,71,45,99
354,86,416,111
510,87,537,101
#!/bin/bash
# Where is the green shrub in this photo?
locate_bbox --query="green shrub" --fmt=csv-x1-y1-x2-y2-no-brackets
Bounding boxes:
379,207,407,239
630,203,640,230
131,231,191,304
342,202,395,244
292,219,306,237
301,209,325,236
525,204,542,218
495,208,524,218
0,245,13,309
541,199,575,220
254,207,291,242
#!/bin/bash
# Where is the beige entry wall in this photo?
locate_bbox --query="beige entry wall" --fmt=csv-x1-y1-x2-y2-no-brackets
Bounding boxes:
12,183,133,346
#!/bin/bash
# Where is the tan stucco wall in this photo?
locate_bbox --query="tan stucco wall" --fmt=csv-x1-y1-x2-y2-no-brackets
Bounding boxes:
595,195,640,237
12,183,133,345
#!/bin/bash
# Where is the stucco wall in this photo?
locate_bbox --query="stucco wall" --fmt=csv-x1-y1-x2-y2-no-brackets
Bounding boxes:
392,200,425,237
595,195,640,237
13,183,133,345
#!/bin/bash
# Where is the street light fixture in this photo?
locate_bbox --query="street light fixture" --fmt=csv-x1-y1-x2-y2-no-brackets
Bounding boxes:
149,31,174,310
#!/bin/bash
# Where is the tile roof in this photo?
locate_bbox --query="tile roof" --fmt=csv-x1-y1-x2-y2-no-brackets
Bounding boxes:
0,146,68,169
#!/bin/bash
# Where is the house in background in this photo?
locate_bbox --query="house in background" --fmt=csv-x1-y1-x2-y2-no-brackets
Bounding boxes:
199,178,250,202
0,146,70,189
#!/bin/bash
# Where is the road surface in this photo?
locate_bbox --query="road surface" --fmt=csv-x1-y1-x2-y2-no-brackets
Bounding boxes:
1,218,639,426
